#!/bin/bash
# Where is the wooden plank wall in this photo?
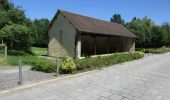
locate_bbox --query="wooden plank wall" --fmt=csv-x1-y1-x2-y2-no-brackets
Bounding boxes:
81,35,133,56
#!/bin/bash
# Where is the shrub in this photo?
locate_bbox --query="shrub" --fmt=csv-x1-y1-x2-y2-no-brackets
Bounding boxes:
31,59,55,73
75,52,144,71
31,52,144,74
60,56,76,74
129,51,144,59
138,47,170,54
31,56,76,74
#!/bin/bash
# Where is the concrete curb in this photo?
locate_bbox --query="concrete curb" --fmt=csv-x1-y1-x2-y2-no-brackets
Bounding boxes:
0,69,98,96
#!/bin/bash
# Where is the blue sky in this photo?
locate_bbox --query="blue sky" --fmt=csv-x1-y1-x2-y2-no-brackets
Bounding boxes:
11,0,170,25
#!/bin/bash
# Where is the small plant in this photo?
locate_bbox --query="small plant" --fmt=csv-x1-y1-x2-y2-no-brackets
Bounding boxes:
60,56,76,74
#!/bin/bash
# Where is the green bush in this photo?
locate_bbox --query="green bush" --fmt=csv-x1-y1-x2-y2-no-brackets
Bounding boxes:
31,52,144,74
31,59,55,73
0,24,31,51
137,47,170,54
75,52,144,71
60,56,76,74
31,56,76,74
153,47,170,54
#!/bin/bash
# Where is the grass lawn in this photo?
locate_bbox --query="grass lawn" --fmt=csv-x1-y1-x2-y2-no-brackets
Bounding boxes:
31,47,47,56
1,47,51,67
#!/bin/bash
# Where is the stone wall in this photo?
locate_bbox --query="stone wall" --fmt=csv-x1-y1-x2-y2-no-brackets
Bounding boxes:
48,13,76,58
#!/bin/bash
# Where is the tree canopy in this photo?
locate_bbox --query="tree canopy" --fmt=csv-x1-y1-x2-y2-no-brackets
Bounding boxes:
126,17,170,48
111,13,170,48
0,24,31,50
0,0,13,11
111,14,125,25
0,0,33,51
33,18,50,47
0,0,50,51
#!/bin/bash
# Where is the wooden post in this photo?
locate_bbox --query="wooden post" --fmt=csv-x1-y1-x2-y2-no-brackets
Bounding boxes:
94,36,96,55
18,60,23,85
107,36,110,54
118,37,119,52
55,57,60,77
4,46,7,61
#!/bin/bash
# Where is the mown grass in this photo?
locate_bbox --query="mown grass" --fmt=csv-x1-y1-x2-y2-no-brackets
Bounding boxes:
31,47,47,56
2,47,50,66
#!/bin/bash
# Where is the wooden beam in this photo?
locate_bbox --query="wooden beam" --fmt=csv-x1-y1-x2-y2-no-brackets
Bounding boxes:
118,37,119,52
107,36,110,54
94,36,96,55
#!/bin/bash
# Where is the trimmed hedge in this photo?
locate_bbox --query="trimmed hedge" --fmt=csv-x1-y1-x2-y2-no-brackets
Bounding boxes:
31,51,144,74
138,47,170,54
31,58,56,73
75,51,144,71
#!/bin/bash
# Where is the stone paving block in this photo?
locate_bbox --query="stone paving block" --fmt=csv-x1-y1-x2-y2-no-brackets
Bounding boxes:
108,94,123,100
1,53,170,100
0,66,56,91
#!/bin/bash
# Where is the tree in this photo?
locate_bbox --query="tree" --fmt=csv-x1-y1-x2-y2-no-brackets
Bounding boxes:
32,18,50,47
151,26,163,47
126,17,154,48
0,8,30,29
0,1,34,51
161,23,170,46
0,24,31,51
131,17,137,22
0,0,13,11
111,14,125,25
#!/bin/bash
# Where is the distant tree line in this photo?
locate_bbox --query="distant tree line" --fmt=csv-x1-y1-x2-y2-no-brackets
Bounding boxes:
111,14,170,48
0,0,49,51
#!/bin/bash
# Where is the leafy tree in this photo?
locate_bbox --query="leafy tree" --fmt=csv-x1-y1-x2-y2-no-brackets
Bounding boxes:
126,17,154,47
0,8,30,29
131,17,137,22
151,26,163,47
111,14,125,25
32,18,50,47
0,11,11,29
161,23,170,46
0,24,31,51
0,0,34,51
0,0,13,11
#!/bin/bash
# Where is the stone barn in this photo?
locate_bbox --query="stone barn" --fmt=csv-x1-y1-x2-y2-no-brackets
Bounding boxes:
48,10,136,58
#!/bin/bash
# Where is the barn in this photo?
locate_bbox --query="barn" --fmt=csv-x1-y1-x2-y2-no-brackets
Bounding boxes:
48,10,136,58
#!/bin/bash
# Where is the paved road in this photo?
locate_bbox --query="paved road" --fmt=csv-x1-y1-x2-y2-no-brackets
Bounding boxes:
0,66,55,91
0,53,170,100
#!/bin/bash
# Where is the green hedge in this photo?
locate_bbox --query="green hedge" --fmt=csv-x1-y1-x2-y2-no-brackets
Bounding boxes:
138,47,170,54
31,59,56,73
31,51,144,74
75,51,144,71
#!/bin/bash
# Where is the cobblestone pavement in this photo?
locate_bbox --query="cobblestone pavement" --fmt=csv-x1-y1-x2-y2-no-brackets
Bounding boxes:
1,53,170,100
0,66,56,91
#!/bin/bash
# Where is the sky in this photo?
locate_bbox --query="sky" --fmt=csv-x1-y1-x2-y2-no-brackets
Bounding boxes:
11,0,170,25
